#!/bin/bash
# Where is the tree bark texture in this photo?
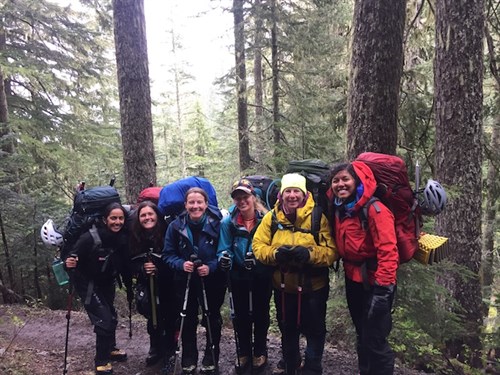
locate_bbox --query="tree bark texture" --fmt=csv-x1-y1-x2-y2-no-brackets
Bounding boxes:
481,25,500,291
253,0,264,167
271,0,284,172
347,0,406,159
233,0,251,172
434,0,484,367
113,0,156,203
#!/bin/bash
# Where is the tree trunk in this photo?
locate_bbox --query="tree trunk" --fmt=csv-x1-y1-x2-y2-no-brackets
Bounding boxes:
346,0,406,159
0,210,15,291
434,0,484,367
481,25,500,292
271,0,284,172
253,0,264,168
171,29,187,177
233,0,251,173
113,0,156,202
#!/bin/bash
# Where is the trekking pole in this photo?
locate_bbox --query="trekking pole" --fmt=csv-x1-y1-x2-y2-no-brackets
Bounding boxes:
148,251,158,330
193,255,217,373
223,252,242,370
128,297,132,338
297,272,304,328
63,281,74,375
173,263,194,375
415,159,421,238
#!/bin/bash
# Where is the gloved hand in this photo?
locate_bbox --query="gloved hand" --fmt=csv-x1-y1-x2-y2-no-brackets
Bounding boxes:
290,246,310,264
244,252,256,271
275,246,293,264
367,284,395,320
219,252,232,271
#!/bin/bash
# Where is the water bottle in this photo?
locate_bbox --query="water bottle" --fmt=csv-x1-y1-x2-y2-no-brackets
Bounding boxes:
52,258,69,286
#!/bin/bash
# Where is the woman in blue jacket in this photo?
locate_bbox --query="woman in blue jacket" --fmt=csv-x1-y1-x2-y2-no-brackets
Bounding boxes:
217,179,273,373
162,187,224,375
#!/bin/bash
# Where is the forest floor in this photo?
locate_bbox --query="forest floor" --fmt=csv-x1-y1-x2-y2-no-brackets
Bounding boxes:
0,303,431,375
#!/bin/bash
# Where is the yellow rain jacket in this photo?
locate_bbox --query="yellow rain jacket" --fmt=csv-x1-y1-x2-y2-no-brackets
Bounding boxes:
253,194,337,293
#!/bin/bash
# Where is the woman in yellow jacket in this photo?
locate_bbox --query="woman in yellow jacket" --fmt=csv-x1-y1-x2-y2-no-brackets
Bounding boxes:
253,173,337,375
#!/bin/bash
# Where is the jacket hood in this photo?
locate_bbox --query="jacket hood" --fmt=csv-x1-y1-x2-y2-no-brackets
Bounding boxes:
351,161,377,211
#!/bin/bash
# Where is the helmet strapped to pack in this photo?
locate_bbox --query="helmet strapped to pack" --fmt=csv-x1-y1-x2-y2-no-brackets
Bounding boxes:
41,219,64,247
420,179,447,216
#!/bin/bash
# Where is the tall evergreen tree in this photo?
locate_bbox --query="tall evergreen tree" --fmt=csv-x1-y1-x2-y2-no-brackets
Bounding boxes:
347,0,406,158
113,0,156,202
434,0,484,367
233,0,251,172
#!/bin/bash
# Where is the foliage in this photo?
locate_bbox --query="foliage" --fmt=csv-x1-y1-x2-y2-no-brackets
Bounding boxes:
0,0,122,304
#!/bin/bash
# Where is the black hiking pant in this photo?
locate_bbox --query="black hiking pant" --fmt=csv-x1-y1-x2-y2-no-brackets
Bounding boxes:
175,271,226,368
345,278,395,375
73,276,118,366
232,274,272,358
274,285,329,375
142,268,177,359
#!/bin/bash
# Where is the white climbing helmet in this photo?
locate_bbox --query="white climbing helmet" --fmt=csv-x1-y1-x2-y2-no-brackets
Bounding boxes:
420,179,447,215
40,219,64,247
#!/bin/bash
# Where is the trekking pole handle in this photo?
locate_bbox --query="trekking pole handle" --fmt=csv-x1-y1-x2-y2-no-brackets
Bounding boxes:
190,254,203,268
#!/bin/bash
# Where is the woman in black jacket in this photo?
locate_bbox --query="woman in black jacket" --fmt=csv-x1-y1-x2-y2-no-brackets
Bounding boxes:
130,201,177,371
65,202,132,375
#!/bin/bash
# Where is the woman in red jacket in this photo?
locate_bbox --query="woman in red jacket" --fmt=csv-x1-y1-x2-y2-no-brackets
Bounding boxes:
329,161,398,375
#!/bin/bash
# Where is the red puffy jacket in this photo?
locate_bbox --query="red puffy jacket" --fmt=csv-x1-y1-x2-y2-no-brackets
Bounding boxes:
331,161,398,286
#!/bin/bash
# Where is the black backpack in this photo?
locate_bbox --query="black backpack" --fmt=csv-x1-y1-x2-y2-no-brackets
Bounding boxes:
60,181,121,259
281,159,331,243
243,175,280,210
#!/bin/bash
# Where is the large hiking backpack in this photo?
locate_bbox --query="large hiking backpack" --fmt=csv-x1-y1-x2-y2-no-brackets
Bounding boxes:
267,159,331,245
60,183,121,259
158,176,218,218
137,186,162,205
243,175,280,210
355,152,421,263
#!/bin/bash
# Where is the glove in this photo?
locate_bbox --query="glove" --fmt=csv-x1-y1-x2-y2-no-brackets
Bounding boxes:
275,246,293,264
290,246,310,264
367,284,395,320
244,252,256,271
219,252,232,271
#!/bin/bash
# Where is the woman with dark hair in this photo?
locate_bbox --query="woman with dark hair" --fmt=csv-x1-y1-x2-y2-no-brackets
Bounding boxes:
64,202,133,375
129,201,176,371
329,162,398,375
162,187,225,375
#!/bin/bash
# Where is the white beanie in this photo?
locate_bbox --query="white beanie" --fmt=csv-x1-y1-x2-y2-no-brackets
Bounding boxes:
280,173,307,194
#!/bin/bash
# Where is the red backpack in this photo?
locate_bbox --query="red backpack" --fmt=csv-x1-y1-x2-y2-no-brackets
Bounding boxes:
355,152,421,263
137,186,162,205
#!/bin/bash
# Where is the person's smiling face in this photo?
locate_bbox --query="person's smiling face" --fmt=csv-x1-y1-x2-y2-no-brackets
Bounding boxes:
105,208,125,233
233,191,254,214
331,170,356,200
139,206,158,230
282,188,305,211
185,192,208,221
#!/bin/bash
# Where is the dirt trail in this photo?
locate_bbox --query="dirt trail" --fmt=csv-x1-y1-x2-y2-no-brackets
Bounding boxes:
0,305,427,375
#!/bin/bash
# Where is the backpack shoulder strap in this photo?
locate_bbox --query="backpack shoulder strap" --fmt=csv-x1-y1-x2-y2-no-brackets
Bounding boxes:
270,207,322,246
360,197,381,231
89,224,102,250
310,204,322,246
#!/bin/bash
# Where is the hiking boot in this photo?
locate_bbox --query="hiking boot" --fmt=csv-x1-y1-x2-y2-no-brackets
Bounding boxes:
145,346,161,366
272,358,303,375
181,364,196,374
252,355,268,372
182,355,197,375
95,362,113,375
200,351,217,374
235,356,249,374
110,348,127,362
